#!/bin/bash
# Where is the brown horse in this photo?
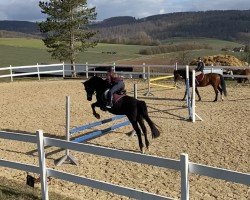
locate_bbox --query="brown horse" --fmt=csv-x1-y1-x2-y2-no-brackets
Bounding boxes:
174,69,227,102
231,68,250,83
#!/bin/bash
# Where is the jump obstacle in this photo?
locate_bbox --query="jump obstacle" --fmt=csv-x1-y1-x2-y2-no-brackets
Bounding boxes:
55,96,130,166
144,65,177,96
185,65,203,122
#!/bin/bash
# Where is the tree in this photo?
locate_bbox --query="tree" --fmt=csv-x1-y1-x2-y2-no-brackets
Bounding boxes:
39,0,97,77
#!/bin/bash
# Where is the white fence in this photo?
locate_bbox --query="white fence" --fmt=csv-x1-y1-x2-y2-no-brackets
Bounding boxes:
0,130,249,200
0,63,249,82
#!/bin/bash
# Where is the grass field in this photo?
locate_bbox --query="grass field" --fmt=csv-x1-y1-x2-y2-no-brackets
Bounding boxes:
0,37,245,67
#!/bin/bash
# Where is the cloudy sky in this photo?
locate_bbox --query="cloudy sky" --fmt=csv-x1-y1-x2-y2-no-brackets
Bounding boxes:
0,0,249,21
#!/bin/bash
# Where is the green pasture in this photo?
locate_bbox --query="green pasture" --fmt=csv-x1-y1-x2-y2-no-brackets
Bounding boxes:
0,37,244,67
162,37,243,50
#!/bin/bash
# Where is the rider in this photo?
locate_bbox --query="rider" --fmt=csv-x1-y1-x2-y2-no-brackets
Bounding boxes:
195,57,205,76
105,67,124,108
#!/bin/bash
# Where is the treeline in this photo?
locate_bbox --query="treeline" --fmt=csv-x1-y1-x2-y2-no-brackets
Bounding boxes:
139,43,211,55
0,30,41,39
93,10,250,45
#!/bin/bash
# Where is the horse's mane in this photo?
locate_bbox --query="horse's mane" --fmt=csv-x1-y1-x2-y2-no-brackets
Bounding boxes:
84,76,109,91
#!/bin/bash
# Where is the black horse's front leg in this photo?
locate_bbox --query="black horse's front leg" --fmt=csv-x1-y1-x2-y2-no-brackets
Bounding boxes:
91,102,101,119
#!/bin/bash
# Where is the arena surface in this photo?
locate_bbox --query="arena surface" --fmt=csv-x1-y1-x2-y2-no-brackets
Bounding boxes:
0,79,249,199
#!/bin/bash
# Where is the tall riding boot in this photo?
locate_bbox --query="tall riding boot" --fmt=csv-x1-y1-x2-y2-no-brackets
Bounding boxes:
106,92,113,108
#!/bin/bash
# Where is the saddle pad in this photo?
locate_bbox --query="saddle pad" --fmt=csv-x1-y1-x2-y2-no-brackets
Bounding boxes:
196,73,204,82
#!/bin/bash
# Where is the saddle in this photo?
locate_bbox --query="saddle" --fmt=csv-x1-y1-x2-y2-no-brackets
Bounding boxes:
104,89,126,104
195,73,205,85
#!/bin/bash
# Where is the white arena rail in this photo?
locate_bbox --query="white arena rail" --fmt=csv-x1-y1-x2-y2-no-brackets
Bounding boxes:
0,62,249,82
0,130,249,200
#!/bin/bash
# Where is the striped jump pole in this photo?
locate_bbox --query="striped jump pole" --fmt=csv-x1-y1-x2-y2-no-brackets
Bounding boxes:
56,96,130,166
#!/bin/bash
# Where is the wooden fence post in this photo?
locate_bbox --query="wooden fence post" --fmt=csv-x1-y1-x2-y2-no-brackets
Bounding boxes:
10,65,13,82
62,62,65,78
37,63,41,81
143,63,146,79
133,84,137,99
36,130,49,200
86,62,89,79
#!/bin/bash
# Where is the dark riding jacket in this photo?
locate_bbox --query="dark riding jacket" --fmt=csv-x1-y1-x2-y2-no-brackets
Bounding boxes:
106,71,123,85
196,61,205,72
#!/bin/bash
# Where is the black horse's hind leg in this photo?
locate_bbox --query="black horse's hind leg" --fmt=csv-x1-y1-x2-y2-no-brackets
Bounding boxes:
194,87,201,101
137,115,149,149
91,102,101,119
138,101,160,139
128,117,144,153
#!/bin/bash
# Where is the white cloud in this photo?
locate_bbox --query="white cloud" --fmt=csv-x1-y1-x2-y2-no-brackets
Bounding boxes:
159,8,165,14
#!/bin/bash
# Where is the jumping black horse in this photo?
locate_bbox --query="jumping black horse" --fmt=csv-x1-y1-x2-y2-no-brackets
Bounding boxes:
82,76,160,153
174,69,227,102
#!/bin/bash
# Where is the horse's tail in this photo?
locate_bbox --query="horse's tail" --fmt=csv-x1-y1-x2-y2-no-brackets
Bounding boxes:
137,100,160,138
219,74,227,96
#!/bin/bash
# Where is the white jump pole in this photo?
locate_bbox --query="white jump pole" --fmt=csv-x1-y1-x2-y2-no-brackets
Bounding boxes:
144,65,154,96
55,96,77,166
185,65,192,120
191,70,203,122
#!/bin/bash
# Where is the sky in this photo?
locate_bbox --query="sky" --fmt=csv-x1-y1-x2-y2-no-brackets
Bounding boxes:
0,0,249,22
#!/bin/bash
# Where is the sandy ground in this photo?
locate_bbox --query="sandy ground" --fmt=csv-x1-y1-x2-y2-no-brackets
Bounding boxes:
0,78,249,200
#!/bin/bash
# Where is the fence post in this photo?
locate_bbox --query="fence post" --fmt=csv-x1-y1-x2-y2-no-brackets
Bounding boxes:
10,65,13,82
86,62,89,79
175,62,178,70
37,63,41,81
113,62,116,72
36,130,49,200
134,83,137,99
181,153,189,200
142,63,146,79
62,62,65,78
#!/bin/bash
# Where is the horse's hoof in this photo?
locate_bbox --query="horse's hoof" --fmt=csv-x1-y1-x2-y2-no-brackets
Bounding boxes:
95,114,100,119
141,148,145,154
181,98,185,101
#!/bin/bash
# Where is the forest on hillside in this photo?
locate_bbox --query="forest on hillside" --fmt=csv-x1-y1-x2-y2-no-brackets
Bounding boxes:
0,10,249,45
92,10,250,45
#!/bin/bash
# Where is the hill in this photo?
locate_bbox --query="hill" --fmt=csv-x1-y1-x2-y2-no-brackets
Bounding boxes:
92,10,250,45
0,10,249,44
0,20,40,36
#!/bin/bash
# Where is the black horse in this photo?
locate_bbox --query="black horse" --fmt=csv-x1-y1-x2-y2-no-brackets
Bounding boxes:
82,76,160,153
174,69,227,102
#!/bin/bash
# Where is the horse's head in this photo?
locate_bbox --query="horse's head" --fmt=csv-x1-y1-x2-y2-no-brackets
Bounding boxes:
82,76,107,101
82,80,95,101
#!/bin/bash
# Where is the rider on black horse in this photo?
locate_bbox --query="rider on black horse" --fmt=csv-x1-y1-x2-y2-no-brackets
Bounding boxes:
105,67,125,108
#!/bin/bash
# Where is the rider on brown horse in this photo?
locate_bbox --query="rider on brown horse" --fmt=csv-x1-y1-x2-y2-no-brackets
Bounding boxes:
195,57,205,84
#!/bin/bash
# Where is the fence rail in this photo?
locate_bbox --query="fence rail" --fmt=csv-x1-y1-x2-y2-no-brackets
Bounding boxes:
0,63,249,82
0,130,249,200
